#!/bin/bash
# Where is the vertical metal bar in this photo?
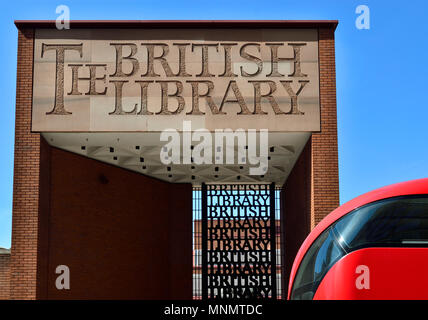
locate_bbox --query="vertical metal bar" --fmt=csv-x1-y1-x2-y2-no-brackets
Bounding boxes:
201,183,208,300
270,183,277,299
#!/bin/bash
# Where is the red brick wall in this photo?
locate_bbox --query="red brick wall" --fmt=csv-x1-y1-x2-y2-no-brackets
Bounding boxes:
10,28,39,300
311,27,340,228
36,137,51,299
0,254,10,299
280,26,339,296
281,139,311,297
37,145,192,299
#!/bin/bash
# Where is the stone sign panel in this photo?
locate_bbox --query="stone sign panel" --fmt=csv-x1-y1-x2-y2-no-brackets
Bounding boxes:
32,28,320,132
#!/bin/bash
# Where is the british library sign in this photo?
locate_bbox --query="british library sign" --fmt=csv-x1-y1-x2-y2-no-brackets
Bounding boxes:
32,28,320,132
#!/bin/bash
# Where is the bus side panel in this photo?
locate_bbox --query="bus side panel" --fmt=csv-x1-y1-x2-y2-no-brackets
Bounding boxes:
314,247,428,300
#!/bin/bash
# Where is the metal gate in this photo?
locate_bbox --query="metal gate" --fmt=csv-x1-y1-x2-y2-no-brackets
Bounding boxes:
201,183,277,299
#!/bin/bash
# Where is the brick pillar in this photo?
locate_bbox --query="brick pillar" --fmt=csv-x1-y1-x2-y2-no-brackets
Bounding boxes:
10,28,39,300
311,27,340,228
281,27,339,297
281,140,311,298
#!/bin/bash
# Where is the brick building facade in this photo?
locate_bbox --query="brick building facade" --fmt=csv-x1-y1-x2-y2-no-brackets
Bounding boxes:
2,20,339,299
0,249,10,300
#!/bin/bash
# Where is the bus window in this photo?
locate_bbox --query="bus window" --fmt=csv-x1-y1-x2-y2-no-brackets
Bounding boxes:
334,196,428,249
290,227,346,300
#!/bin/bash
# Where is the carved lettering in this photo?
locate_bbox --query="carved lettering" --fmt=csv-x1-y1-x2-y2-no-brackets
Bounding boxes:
248,81,284,115
135,80,154,115
68,64,107,96
109,80,138,115
173,43,192,77
41,43,83,115
280,80,309,115
110,43,139,77
192,43,219,77
266,43,307,77
38,41,316,120
219,43,238,77
141,43,175,77
240,43,263,77
186,81,224,115
219,81,252,115
156,81,185,115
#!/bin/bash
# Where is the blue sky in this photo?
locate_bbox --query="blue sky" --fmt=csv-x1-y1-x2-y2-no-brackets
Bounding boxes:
0,0,427,248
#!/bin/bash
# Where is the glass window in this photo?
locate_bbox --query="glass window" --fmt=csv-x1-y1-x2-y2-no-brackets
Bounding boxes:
334,196,428,249
290,227,346,300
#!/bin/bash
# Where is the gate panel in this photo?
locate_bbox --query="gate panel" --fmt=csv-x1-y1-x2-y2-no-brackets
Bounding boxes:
201,183,276,299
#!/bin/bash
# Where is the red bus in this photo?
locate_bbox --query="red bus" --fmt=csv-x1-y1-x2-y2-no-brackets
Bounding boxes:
288,178,428,300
